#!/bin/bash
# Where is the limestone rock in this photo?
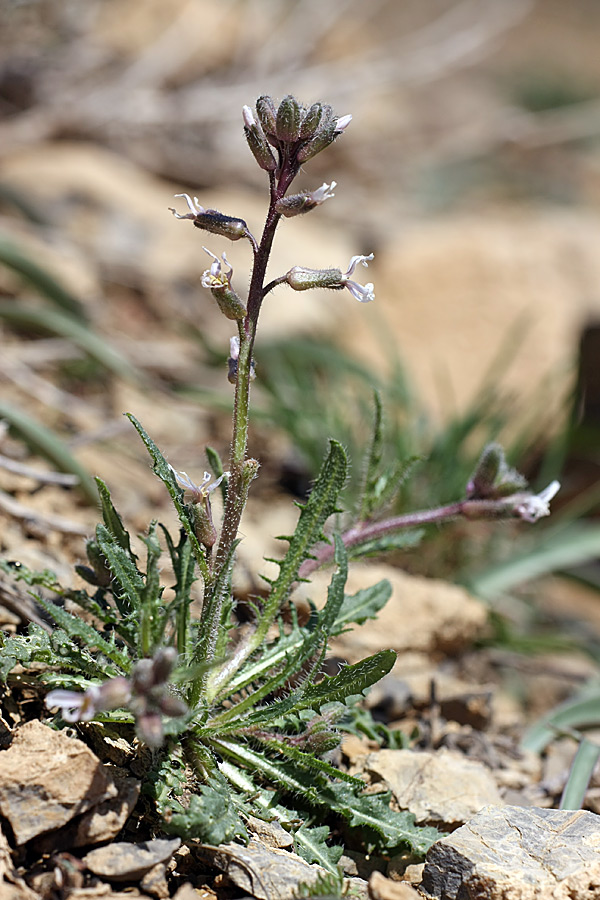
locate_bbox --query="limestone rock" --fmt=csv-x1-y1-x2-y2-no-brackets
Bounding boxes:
366,748,502,828
83,838,181,881
420,806,600,899
196,840,327,900
0,720,116,845
369,871,421,899
35,775,140,852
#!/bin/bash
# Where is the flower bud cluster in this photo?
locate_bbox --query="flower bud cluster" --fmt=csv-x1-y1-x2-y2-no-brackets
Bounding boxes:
243,95,352,176
466,443,527,500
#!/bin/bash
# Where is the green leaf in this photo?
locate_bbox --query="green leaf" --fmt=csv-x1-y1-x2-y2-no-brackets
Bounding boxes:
0,401,97,502
35,595,131,670
0,301,139,382
254,735,363,787
298,649,396,710
0,237,87,319
211,739,326,804
332,579,392,633
325,783,439,855
163,782,247,843
96,478,133,554
293,824,344,875
468,524,600,599
251,440,347,648
213,650,396,734
358,391,384,521
560,738,600,810
126,414,209,581
522,681,600,753
95,523,144,618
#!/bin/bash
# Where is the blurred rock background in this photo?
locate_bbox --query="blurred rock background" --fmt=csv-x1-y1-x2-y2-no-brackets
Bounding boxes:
0,0,599,576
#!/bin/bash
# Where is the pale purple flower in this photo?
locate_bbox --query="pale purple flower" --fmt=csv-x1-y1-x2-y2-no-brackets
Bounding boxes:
341,254,375,303
514,480,560,523
170,467,229,504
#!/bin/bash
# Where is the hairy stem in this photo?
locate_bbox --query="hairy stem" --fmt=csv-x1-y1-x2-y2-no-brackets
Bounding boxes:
298,496,525,578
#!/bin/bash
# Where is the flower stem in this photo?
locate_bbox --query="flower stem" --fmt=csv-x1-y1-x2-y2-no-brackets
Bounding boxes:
297,496,525,578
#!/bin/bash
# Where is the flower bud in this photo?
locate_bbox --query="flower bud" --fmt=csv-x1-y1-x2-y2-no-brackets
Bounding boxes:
275,182,336,218
466,443,527,500
170,194,248,241
300,102,324,140
243,106,277,172
256,95,278,139
151,646,178,685
296,122,338,163
286,265,344,291
227,335,255,384
276,94,302,142
76,539,111,587
192,501,217,548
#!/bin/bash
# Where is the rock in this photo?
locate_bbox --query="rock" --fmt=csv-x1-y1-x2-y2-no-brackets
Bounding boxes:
83,838,181,881
246,815,294,849
420,805,600,899
139,862,170,898
196,840,327,900
35,775,140,852
0,824,38,900
366,748,503,828
0,720,117,844
368,871,421,899
345,210,600,426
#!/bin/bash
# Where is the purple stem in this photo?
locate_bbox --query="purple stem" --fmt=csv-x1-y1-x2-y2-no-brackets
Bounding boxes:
298,496,518,578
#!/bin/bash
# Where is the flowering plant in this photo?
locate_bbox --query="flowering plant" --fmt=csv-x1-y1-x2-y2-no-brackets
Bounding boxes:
0,96,559,873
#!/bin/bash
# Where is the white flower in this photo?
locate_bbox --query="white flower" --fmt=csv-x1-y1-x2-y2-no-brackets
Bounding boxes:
515,480,561,523
45,686,102,722
341,253,375,303
170,193,205,219
335,114,352,132
309,181,337,204
242,105,256,128
170,467,229,503
201,247,233,290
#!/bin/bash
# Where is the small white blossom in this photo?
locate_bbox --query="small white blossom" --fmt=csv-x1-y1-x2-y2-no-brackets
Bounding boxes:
515,480,561,523
201,247,233,290
341,253,375,303
170,193,205,218
310,181,337,204
242,105,256,128
45,686,102,722
170,467,229,503
335,114,352,132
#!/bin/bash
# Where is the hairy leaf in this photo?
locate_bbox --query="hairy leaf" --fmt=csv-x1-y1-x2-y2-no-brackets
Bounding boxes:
127,414,209,580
